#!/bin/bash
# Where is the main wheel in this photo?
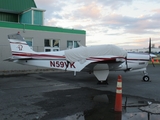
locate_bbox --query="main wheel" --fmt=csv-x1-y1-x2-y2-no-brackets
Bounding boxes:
143,75,150,82
97,80,108,85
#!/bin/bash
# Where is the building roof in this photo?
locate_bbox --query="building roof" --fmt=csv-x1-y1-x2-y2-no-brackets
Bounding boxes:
0,0,37,13
0,21,86,35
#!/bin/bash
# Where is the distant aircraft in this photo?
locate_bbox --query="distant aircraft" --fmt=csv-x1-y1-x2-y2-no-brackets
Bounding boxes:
5,32,156,83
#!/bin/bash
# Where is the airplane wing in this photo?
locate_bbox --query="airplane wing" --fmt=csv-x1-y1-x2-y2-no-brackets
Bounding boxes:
64,44,127,71
64,44,127,63
82,55,126,71
88,55,125,63
79,55,126,81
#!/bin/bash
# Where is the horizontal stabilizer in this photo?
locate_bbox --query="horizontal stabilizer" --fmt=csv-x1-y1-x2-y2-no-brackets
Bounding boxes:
4,56,32,62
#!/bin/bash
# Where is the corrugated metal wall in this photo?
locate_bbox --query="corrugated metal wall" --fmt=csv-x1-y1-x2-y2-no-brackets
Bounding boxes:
0,12,18,22
0,0,37,22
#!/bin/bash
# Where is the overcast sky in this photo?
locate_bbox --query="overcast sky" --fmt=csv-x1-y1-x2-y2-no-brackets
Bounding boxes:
35,0,160,49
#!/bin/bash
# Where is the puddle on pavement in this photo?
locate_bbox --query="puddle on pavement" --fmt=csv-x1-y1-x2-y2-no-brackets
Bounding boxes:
56,94,160,120
123,112,160,120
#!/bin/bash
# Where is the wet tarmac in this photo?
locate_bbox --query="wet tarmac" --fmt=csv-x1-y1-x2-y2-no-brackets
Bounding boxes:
36,88,160,120
0,64,160,120
50,94,160,120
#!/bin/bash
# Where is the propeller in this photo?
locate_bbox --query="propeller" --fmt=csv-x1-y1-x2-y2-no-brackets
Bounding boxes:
149,38,155,67
149,38,151,54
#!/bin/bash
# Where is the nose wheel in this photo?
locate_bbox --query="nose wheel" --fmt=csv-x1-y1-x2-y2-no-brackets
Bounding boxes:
143,71,150,82
143,75,150,82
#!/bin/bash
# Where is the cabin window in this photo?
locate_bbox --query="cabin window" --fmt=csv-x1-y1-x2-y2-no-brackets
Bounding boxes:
67,40,79,49
44,39,60,52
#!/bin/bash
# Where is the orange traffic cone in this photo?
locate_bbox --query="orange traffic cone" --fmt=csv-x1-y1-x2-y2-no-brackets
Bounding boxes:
156,59,159,63
115,75,122,112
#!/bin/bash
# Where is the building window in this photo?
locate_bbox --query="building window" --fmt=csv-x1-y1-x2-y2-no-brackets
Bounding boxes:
67,40,79,49
24,37,33,49
44,39,60,52
44,39,51,47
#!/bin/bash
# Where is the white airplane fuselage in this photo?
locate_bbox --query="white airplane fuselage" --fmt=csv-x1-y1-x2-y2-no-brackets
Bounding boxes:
6,33,156,82
14,51,149,72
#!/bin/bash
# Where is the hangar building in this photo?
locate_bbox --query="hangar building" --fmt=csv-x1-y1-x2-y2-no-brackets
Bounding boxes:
0,0,86,73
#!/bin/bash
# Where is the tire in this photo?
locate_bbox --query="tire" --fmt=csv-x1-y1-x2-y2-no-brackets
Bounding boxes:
97,80,108,85
143,75,150,82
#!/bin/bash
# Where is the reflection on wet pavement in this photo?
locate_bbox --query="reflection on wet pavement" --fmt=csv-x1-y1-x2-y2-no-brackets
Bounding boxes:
34,87,160,120
54,112,85,120
56,95,160,120
123,112,160,120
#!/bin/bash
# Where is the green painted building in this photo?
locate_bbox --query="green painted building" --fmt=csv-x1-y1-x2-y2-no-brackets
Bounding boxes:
0,0,40,24
0,0,86,72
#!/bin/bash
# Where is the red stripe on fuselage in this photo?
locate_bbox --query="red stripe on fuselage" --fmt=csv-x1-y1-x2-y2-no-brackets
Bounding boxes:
12,51,65,59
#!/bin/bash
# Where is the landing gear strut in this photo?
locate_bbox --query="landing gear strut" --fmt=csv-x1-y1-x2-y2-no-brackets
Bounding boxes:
97,80,108,85
143,71,150,82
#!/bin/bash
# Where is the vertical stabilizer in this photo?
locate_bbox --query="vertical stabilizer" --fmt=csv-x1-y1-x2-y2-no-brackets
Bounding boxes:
8,32,35,59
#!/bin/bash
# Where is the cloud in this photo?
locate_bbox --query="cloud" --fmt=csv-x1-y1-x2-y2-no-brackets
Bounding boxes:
126,15,160,34
102,14,136,28
75,0,133,10
99,11,160,35
152,9,160,13
97,0,133,10
35,0,66,19
73,2,102,19
45,18,59,26
34,0,55,5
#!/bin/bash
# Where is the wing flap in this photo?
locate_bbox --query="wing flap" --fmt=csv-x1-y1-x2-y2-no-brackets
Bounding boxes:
89,56,125,63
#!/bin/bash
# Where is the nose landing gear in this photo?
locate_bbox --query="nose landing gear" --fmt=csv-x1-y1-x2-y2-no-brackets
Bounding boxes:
143,75,150,82
143,71,150,82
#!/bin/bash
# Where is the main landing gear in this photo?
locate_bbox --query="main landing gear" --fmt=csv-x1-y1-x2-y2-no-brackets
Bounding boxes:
97,80,108,85
143,71,150,82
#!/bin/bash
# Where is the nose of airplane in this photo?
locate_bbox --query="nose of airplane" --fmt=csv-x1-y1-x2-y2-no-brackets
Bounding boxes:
150,53,157,58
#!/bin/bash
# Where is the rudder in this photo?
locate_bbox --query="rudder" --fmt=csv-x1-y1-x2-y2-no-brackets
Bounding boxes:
7,32,35,59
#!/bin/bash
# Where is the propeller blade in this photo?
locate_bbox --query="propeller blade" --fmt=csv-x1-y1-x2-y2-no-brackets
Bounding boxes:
149,38,155,67
149,38,151,54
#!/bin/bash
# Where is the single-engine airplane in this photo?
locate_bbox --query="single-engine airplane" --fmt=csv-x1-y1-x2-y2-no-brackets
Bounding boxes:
5,32,156,82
